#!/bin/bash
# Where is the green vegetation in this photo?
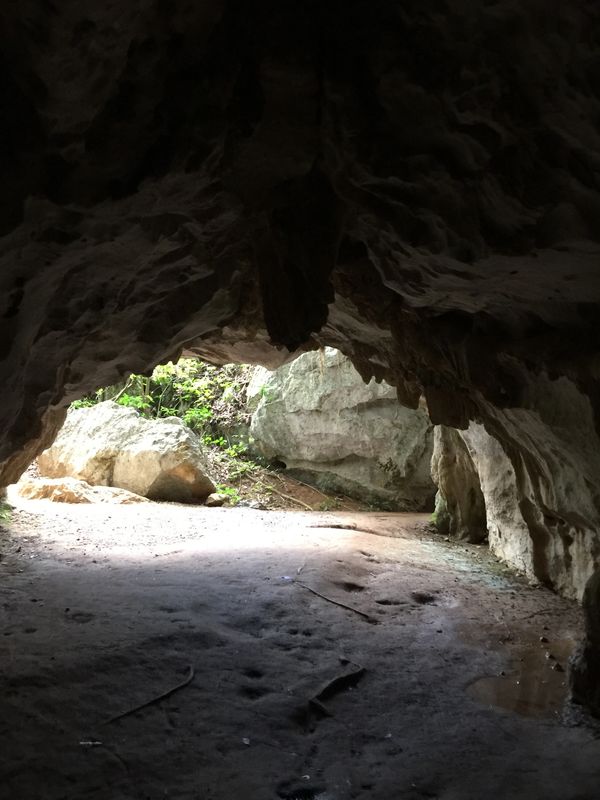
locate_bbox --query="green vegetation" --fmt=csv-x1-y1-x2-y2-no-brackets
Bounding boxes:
72,358,254,443
71,358,257,503
0,500,12,525
69,357,360,512
215,485,242,505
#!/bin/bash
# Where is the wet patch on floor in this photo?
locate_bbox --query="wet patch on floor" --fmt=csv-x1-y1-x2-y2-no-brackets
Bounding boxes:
468,636,576,718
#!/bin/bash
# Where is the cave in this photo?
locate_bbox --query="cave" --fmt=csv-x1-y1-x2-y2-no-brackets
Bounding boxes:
1,1,600,797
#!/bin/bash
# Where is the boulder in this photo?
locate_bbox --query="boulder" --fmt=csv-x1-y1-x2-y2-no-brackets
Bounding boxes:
38,402,215,503
205,492,230,508
250,348,435,510
14,477,149,504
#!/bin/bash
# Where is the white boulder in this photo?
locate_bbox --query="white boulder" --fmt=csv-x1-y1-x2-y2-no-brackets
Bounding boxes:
38,401,215,503
13,476,149,504
250,348,435,510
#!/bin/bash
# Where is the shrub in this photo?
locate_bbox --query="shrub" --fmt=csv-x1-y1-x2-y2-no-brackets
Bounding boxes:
71,358,254,443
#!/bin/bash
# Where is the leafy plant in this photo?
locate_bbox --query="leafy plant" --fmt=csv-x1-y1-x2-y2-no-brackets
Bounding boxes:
117,393,151,412
71,358,254,439
70,398,96,409
215,485,241,505
70,358,262,498
0,501,12,524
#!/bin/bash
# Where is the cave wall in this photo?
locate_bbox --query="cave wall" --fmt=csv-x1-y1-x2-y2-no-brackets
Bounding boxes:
474,374,600,600
430,425,487,543
0,2,599,605
431,373,600,600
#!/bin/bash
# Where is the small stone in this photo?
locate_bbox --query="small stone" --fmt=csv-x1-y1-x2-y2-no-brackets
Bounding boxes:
545,651,555,660
539,635,549,643
551,662,564,672
237,499,265,509
205,492,229,507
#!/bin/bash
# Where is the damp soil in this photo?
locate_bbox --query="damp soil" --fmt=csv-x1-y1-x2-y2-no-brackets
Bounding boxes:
0,500,599,800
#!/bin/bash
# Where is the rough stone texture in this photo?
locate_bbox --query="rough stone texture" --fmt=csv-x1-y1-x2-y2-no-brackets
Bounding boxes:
12,476,149,504
250,348,435,509
38,402,215,503
431,426,487,543
570,570,600,717
0,1,599,697
430,374,600,601
459,422,535,580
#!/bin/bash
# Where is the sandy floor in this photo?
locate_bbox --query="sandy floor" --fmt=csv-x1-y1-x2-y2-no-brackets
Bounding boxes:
0,499,599,800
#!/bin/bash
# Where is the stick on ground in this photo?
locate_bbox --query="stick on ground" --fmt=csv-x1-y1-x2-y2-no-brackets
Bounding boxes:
104,664,195,725
294,581,379,624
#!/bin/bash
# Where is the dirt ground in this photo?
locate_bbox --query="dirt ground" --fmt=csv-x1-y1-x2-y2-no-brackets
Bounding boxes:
0,498,599,800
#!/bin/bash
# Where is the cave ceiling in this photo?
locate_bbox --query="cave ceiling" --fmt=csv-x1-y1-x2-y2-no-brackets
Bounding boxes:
0,0,599,486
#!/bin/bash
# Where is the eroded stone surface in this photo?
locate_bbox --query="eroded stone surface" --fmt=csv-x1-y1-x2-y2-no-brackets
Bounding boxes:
431,426,487,543
38,402,215,503
250,348,435,509
13,476,149,504
430,373,600,601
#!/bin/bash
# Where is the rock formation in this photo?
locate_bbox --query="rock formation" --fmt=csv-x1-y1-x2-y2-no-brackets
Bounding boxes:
0,1,599,712
38,402,215,503
13,476,150,504
430,426,486,543
250,348,434,509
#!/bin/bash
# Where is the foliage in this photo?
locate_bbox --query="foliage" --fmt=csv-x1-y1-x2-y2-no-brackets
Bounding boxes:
0,501,12,525
73,358,254,441
71,358,258,497
215,485,241,505
68,357,360,512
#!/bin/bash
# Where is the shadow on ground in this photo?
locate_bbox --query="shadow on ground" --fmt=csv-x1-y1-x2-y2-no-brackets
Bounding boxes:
0,504,598,800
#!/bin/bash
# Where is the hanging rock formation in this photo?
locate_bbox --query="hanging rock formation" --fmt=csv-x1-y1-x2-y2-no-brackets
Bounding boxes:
0,1,599,711
250,348,435,509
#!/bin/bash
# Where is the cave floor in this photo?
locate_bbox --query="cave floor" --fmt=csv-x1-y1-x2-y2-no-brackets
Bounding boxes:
0,502,599,800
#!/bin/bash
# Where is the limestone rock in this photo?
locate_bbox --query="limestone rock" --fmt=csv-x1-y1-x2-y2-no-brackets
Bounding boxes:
38,402,215,504
431,426,487,543
205,492,229,508
458,423,535,578
430,373,600,600
14,477,148,505
250,349,435,510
